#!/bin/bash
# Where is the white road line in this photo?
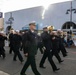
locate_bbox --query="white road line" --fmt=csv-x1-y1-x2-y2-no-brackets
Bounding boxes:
0,71,10,75
65,58,76,61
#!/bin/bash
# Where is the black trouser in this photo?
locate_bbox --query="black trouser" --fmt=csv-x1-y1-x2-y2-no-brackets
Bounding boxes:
37,42,43,54
39,50,58,71
61,45,67,53
13,45,23,62
20,44,23,51
52,50,62,63
38,47,43,54
9,43,13,54
58,45,67,57
21,56,41,75
0,47,5,58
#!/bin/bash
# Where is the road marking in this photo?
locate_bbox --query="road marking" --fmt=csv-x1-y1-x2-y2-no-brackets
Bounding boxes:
65,58,76,61
71,52,76,54
0,71,10,75
69,51,76,54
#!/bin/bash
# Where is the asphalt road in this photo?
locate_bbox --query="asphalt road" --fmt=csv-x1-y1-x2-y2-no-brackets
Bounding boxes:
0,46,76,75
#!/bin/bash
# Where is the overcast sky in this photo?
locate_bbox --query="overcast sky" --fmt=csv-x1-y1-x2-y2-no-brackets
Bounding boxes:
0,0,71,13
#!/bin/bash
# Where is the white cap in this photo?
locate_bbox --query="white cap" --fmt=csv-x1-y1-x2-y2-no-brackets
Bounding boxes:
15,30,19,32
29,21,36,25
57,29,61,31
38,33,41,36
0,31,4,34
30,21,36,23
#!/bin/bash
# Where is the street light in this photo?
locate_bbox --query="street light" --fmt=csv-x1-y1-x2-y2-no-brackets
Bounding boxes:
6,12,14,27
8,12,14,26
6,12,14,34
66,1,76,22
66,1,76,37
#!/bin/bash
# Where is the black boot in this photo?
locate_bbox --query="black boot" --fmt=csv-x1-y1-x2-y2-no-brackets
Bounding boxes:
53,68,60,72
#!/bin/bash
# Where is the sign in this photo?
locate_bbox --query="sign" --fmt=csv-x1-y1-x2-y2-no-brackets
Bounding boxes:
0,18,4,29
22,27,29,30
0,12,3,18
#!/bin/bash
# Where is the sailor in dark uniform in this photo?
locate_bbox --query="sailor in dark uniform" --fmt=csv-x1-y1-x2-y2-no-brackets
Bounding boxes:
50,31,64,63
39,27,60,72
12,30,23,63
57,30,67,57
0,31,7,59
20,22,41,75
9,30,14,54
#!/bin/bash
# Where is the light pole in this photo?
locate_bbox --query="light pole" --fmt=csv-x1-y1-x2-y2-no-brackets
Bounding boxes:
6,12,14,34
6,12,14,28
8,12,14,27
66,1,76,37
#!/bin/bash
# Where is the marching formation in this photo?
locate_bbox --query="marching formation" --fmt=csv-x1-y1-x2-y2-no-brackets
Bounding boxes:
0,22,71,75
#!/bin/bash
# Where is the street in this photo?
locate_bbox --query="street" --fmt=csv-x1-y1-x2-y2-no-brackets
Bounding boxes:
0,46,76,75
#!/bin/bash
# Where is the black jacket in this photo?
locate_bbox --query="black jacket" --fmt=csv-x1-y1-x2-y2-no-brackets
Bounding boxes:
51,35,59,50
22,30,38,56
41,31,52,51
12,34,22,46
0,35,7,47
9,33,14,45
37,35,43,47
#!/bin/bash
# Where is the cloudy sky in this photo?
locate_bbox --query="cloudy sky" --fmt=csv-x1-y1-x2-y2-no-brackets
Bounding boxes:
0,0,71,13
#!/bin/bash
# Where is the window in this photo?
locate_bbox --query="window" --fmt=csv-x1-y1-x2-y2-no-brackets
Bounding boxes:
62,21,76,29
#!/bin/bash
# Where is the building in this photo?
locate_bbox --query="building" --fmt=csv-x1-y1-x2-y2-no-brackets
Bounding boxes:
4,1,76,33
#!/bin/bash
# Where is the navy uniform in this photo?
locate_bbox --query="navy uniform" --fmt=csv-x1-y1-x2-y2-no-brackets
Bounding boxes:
9,32,14,54
37,35,44,54
51,34,64,63
20,22,41,75
57,35,67,57
39,27,60,72
12,31,23,62
57,30,67,57
0,32,7,59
